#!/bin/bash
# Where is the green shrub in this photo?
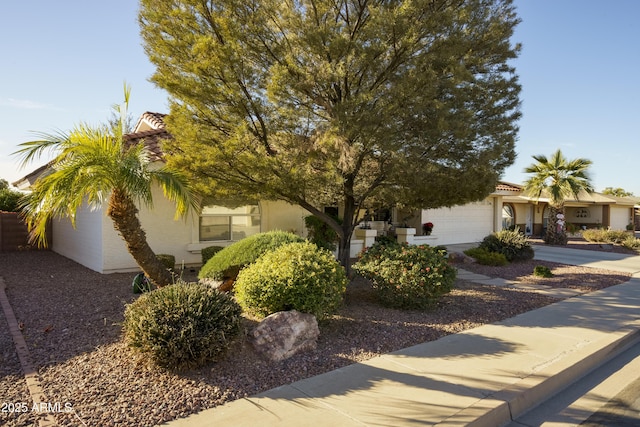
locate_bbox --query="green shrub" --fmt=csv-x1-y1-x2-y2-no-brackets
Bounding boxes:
156,254,175,271
464,247,509,266
479,228,534,262
374,234,399,247
566,222,580,234
533,265,554,278
132,272,153,294
0,188,23,212
201,246,224,265
123,282,242,370
354,243,456,310
433,245,449,256
304,215,340,251
199,231,305,281
234,241,347,320
357,238,401,260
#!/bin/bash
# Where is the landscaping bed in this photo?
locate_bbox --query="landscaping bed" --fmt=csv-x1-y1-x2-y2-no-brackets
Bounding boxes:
0,249,631,427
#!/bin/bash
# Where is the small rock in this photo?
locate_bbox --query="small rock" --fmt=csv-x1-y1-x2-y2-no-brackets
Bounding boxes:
448,252,475,264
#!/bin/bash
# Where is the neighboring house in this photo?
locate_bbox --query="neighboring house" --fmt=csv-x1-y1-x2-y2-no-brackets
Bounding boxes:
375,181,636,246
499,185,637,236
14,113,637,274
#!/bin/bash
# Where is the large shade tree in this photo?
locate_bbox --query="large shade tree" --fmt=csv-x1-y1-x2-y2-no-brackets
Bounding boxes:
523,149,593,245
139,0,522,267
14,87,198,286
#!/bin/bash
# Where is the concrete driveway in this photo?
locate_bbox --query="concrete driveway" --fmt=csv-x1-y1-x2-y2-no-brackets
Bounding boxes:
532,245,640,275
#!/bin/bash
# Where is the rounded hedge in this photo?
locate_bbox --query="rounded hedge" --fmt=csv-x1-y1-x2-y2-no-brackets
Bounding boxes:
354,243,456,310
123,282,242,370
199,231,305,281
234,241,347,320
479,228,534,262
201,245,224,265
463,247,508,266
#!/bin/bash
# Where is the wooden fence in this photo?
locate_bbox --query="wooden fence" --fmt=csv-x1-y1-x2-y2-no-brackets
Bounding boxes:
0,212,50,251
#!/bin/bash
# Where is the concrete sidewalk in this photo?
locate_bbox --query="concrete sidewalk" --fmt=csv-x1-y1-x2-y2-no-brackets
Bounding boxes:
163,246,640,427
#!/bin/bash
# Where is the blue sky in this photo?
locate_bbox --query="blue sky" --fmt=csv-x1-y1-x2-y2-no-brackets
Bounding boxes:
1,1,639,195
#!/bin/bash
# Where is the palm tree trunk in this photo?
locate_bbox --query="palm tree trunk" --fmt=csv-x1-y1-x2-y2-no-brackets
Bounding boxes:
107,188,173,287
545,204,568,245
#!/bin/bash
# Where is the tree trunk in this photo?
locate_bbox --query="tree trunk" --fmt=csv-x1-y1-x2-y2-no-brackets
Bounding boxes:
107,189,173,287
544,204,568,245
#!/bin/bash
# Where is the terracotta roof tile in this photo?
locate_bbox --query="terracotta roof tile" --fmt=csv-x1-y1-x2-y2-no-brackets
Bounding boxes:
495,182,522,192
132,111,167,133
123,128,170,162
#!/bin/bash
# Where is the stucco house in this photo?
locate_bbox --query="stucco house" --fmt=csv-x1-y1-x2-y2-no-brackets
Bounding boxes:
365,181,636,248
14,112,636,274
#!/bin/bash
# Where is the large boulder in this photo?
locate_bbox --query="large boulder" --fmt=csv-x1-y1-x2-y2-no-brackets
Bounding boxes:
249,310,320,362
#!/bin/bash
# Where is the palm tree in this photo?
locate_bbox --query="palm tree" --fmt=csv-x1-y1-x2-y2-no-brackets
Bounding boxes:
14,85,198,286
523,149,593,245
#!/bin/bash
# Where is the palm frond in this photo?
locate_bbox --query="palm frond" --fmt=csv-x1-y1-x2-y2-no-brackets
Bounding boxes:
13,130,71,169
523,149,593,206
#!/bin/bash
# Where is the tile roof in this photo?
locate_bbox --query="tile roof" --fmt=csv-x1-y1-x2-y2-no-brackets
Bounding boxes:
133,111,167,132
495,182,522,192
123,128,170,162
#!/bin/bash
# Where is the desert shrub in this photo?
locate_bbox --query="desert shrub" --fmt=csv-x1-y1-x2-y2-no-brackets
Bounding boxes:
604,230,631,244
123,282,242,370
156,254,175,271
479,228,534,262
201,246,224,265
199,231,305,281
234,241,347,320
583,228,632,244
582,228,608,242
533,265,554,278
621,235,640,251
464,247,509,266
354,243,456,310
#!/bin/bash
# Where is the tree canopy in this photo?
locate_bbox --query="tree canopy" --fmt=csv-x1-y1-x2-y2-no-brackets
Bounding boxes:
139,0,522,264
602,187,634,197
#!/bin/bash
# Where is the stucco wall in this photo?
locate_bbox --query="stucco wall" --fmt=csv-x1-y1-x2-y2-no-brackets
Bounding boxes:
565,206,603,226
100,187,199,273
52,204,104,272
260,200,308,236
51,191,313,274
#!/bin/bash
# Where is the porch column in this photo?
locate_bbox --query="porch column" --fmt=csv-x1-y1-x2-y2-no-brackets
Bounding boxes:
396,228,416,244
354,228,377,248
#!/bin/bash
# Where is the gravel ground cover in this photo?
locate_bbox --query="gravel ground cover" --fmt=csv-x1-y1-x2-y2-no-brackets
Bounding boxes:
0,245,632,427
0,299,38,427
